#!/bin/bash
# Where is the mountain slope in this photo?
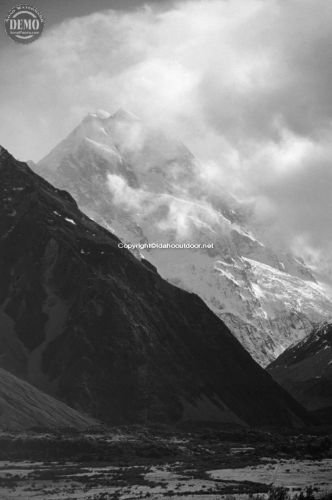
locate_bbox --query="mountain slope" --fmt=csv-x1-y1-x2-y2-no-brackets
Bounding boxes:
0,367,97,431
35,110,332,366
268,322,332,415
0,145,311,427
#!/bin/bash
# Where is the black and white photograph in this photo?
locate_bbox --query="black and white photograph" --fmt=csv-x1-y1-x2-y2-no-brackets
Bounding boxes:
0,0,331,498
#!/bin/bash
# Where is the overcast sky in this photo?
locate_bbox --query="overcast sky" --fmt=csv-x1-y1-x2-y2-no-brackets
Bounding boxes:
1,0,332,277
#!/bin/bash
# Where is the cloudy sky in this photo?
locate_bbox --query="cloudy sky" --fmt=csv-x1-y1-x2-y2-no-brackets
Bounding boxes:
1,0,332,277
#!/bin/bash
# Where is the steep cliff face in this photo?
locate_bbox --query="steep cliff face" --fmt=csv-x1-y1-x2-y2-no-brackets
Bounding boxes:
35,110,332,366
0,145,311,427
268,322,332,415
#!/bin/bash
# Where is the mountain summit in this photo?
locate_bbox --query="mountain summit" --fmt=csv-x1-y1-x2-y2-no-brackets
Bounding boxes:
110,108,140,121
0,146,311,427
35,111,332,366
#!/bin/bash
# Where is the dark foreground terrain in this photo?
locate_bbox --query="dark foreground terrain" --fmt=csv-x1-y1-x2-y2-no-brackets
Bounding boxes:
0,427,331,499
0,146,312,429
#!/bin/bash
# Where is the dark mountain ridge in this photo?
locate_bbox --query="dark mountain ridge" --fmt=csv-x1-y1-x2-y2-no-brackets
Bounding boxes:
0,145,311,427
268,322,332,418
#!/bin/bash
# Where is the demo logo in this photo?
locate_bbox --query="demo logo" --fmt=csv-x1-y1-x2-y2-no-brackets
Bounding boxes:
4,5,44,43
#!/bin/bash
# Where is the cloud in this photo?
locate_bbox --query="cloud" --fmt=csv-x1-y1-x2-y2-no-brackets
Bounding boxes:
107,172,224,241
0,0,332,274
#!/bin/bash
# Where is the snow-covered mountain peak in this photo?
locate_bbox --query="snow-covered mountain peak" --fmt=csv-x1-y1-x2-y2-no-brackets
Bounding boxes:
34,113,332,366
40,110,200,198
74,108,139,140
86,108,139,123
89,109,112,120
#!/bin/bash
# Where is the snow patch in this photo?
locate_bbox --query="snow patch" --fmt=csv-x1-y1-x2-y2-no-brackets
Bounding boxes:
64,217,76,225
91,109,111,119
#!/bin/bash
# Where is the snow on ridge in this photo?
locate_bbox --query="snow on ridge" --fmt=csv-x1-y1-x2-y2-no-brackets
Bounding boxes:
90,109,111,119
85,138,122,159
111,108,140,121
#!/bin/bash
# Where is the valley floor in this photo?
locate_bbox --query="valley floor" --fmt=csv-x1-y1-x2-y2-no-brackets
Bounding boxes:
0,427,331,500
